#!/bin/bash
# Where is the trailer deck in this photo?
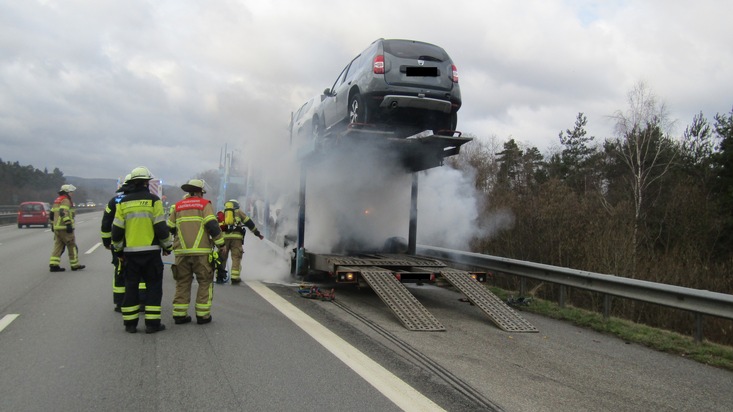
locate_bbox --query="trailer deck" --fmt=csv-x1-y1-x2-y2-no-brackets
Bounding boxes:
304,252,537,332
298,125,473,173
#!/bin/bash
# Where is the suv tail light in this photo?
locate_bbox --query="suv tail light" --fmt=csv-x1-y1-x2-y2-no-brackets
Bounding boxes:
450,64,459,83
373,55,385,74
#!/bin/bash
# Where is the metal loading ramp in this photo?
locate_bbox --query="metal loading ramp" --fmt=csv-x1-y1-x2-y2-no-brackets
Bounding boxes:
359,268,445,331
437,269,538,333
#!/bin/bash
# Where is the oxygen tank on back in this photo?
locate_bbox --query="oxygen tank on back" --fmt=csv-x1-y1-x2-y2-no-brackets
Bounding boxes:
224,201,235,226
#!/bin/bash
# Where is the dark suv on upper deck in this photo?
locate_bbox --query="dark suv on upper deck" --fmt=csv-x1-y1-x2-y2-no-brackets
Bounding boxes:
315,38,461,138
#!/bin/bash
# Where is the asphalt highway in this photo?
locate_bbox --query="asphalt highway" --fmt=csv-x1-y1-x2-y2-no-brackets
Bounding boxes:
0,213,731,411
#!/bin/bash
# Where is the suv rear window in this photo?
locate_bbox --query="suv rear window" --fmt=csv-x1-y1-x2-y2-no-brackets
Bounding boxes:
383,40,449,62
21,203,45,212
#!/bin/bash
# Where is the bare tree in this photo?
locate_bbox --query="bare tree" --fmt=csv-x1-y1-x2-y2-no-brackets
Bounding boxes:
446,135,500,194
609,81,677,270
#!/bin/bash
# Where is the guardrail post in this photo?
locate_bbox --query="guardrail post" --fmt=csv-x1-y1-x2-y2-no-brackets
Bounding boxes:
694,313,703,343
558,285,566,308
519,277,526,297
603,294,611,320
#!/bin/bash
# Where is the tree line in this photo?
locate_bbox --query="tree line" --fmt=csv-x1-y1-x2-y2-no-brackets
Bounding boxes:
447,82,733,345
0,160,68,205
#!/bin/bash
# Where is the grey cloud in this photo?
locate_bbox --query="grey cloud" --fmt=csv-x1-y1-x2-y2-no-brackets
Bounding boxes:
2,0,733,184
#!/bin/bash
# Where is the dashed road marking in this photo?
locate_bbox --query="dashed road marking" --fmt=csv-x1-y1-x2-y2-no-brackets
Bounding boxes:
0,314,19,333
86,242,103,254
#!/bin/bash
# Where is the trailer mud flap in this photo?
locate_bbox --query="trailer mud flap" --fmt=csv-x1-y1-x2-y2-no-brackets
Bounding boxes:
439,269,538,333
360,268,445,331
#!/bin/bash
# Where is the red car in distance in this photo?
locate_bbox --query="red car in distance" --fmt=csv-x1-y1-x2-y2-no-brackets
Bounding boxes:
17,201,51,228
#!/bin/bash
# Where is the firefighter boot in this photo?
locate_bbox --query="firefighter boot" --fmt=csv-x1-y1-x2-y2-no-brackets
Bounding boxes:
71,265,86,271
215,268,227,284
196,315,212,325
174,316,192,324
145,323,166,334
50,265,66,272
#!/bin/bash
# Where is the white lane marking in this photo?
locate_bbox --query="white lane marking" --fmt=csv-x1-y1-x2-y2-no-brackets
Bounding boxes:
0,314,20,332
247,280,445,412
86,242,103,254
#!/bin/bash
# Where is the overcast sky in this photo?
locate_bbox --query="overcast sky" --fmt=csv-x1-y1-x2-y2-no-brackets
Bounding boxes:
2,0,732,185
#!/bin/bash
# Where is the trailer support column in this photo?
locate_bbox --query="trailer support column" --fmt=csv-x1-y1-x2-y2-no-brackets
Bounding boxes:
295,162,307,276
408,172,418,255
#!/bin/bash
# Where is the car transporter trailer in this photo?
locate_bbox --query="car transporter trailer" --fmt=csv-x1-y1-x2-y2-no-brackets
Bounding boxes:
291,124,537,333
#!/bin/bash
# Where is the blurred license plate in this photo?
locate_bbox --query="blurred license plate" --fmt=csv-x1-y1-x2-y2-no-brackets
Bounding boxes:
23,214,33,217
406,66,438,76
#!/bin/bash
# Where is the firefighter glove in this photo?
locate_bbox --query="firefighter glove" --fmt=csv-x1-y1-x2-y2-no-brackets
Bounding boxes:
257,234,264,240
66,224,73,233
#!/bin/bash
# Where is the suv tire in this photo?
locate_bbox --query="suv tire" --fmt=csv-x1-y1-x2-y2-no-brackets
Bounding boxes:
348,93,366,125
312,116,323,140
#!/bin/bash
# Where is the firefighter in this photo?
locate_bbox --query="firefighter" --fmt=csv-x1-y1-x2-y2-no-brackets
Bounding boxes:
49,184,85,272
218,199,264,284
100,174,147,312
167,179,225,325
111,166,172,334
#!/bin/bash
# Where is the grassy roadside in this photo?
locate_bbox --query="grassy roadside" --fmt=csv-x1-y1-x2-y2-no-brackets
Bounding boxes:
488,286,733,372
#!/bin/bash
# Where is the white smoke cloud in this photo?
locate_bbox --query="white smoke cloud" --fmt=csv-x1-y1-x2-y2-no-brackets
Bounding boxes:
416,166,482,250
244,134,485,251
299,140,413,254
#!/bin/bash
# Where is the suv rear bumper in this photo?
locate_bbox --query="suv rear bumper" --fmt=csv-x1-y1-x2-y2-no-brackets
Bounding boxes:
379,95,452,113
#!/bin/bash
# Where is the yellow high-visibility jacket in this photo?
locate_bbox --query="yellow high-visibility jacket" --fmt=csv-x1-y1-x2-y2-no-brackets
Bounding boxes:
111,186,172,253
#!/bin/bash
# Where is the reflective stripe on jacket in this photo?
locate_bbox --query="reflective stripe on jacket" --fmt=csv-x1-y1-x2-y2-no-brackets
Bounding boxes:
220,209,259,240
51,194,74,230
168,196,223,255
100,193,124,247
111,186,172,253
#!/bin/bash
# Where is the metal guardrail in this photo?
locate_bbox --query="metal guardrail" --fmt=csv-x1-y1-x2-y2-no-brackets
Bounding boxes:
417,245,733,342
0,205,101,225
0,205,18,225
0,205,18,215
